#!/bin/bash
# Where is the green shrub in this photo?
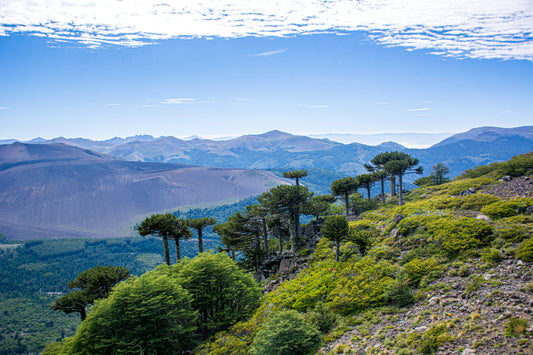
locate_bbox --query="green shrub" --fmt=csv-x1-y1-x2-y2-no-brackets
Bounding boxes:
304,303,337,333
505,318,528,337
418,323,453,354
516,238,533,262
327,258,397,315
481,248,502,264
481,198,533,219
402,257,441,287
460,194,501,211
250,309,321,355
427,217,493,256
383,277,415,307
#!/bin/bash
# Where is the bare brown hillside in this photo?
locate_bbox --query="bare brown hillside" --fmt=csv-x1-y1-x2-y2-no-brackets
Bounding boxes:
0,143,289,240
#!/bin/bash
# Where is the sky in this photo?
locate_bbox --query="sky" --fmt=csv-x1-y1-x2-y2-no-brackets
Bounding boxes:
0,0,532,141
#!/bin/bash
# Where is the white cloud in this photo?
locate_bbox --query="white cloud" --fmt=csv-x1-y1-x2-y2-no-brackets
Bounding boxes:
308,105,329,109
405,108,430,112
0,0,531,60
161,98,197,104
255,49,287,56
0,106,7,109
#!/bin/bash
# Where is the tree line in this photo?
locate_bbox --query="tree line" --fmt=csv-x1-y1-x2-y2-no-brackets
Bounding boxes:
133,151,454,271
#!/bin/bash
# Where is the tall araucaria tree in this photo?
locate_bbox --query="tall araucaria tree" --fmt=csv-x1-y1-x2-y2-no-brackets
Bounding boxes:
187,217,217,254
357,173,375,201
171,218,193,262
321,215,349,262
383,152,423,206
51,265,130,320
330,177,359,218
137,213,190,265
282,170,308,239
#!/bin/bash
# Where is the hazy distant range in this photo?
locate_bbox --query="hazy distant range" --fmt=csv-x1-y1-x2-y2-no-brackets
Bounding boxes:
308,132,453,148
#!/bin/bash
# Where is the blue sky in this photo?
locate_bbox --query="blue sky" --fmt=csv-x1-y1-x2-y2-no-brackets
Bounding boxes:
0,0,532,141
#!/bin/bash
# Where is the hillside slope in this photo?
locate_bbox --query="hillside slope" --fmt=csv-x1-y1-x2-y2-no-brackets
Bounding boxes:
0,143,289,240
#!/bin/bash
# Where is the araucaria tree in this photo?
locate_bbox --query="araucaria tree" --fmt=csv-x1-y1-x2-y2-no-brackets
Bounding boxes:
321,215,349,262
383,152,423,205
331,177,359,218
187,217,217,254
171,218,192,262
51,265,130,320
357,173,375,201
258,184,313,252
431,163,450,185
137,213,191,265
282,170,308,239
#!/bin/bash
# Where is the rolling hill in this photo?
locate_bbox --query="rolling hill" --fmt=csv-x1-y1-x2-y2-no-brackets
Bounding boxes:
0,143,289,240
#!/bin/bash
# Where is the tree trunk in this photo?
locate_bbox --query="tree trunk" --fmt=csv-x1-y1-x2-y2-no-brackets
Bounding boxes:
197,229,204,254
162,235,171,266
398,174,404,206
344,193,349,218
380,178,385,203
175,237,181,262
391,175,396,196
335,240,340,262
262,217,268,256
80,307,87,321
289,214,296,252
366,186,371,201
230,249,235,261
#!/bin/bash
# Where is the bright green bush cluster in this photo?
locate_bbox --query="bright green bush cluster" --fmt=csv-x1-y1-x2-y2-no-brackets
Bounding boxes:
428,217,493,256
480,198,533,219
402,257,441,287
327,258,397,315
250,309,321,355
481,248,502,264
515,238,533,262
460,194,502,211
460,152,533,179
398,215,493,257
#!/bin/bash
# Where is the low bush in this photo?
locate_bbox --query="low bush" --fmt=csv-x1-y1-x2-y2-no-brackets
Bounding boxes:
402,257,441,287
480,198,533,219
481,248,502,264
505,317,528,338
250,309,321,355
515,238,533,262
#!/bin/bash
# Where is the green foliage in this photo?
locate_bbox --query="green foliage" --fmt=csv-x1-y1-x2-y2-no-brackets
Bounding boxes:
51,265,130,320
461,152,533,179
176,252,261,338
264,262,337,312
460,194,502,211
402,257,441,287
66,269,198,354
137,213,192,265
399,215,493,257
321,215,349,262
481,248,502,264
327,258,397,315
516,238,533,262
383,277,415,307
250,309,321,355
348,220,379,256
418,323,453,354
480,198,533,219
303,303,337,333
505,318,528,338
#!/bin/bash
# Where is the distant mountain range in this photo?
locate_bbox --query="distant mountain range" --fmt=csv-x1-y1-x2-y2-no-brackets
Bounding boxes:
0,143,289,240
5,126,531,177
